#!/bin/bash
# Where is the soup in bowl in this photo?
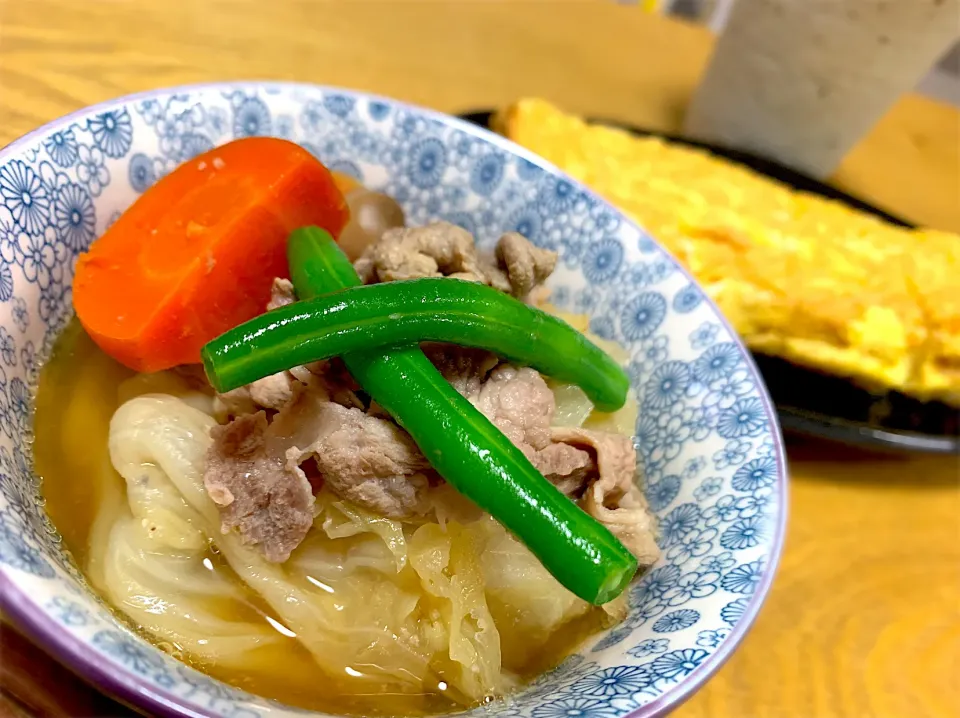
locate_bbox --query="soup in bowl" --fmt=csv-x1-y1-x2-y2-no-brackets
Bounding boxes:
0,83,786,718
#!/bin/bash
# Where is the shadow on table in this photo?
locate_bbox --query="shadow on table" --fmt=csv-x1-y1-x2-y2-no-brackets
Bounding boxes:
784,435,960,489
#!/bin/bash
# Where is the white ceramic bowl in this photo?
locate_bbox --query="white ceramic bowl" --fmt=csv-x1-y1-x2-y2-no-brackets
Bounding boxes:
0,82,787,718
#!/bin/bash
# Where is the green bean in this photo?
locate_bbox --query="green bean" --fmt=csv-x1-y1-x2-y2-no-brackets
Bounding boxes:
283,226,638,605
202,258,629,412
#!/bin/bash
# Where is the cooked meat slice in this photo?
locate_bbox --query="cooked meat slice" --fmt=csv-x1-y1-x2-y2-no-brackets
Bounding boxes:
248,371,297,410
354,221,487,284
204,412,315,562
471,365,555,450
460,362,594,493
551,427,660,565
496,232,558,299
213,386,257,421
533,442,595,495
424,344,499,399
266,277,296,310
353,222,557,300
278,381,432,518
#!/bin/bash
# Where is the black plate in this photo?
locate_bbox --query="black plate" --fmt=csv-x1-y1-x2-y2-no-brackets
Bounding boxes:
459,110,959,454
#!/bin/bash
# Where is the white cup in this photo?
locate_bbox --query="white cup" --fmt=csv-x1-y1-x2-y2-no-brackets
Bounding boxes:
684,0,960,178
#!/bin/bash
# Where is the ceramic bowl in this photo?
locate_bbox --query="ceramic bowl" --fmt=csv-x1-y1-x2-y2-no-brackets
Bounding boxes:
0,82,787,718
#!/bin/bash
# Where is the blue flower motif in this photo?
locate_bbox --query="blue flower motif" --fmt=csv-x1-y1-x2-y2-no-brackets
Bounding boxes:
10,297,27,332
92,630,167,675
653,609,700,633
621,292,667,341
693,475,723,501
469,153,505,196
233,96,272,137
136,99,163,125
590,621,635,652
127,153,156,193
179,133,214,161
721,516,767,550
637,235,658,254
47,596,92,627
650,648,708,681
666,527,718,564
573,288,599,313
507,204,542,241
721,597,750,625
681,406,717,441
408,137,447,189
536,176,579,213
642,360,689,412
672,284,702,313
589,316,616,341
627,638,669,658
734,486,774,520
368,101,391,121
0,328,15,367
689,321,720,350
630,564,681,609
717,397,767,439
531,696,619,718
324,94,356,118
15,228,56,289
663,570,720,606
758,435,776,457
646,474,680,511
704,368,755,411
516,156,542,181
573,665,653,697
0,260,13,302
702,495,740,527
633,335,668,377
713,439,751,470
696,628,730,649
651,411,691,463
722,559,764,594
732,455,778,492
659,503,701,547
550,285,570,308
0,160,50,234
88,109,133,158
682,456,707,478
205,106,229,138
582,238,624,284
43,128,80,167
328,159,363,183
0,514,54,577
76,145,109,196
698,551,736,574
693,342,741,383
54,183,96,251
20,341,36,382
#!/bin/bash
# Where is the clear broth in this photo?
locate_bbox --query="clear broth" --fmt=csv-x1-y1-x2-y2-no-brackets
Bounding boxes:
34,320,611,715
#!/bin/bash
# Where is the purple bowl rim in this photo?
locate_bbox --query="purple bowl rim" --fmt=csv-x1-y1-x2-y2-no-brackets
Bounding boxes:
0,80,789,718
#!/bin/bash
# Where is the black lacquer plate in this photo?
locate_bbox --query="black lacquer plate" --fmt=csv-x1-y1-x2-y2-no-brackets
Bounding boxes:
459,110,959,454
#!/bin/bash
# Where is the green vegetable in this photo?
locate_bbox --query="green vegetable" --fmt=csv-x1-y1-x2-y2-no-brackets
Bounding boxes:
202,268,629,412
283,226,638,605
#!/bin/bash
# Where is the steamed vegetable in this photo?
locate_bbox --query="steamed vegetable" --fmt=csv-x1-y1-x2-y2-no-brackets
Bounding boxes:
202,276,629,411
73,138,350,372
275,226,638,605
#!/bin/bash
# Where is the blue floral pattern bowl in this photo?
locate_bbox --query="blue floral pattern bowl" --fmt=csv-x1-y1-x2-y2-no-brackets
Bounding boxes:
0,82,786,718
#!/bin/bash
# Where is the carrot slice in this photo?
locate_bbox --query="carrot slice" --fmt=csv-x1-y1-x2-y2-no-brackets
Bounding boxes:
73,137,349,373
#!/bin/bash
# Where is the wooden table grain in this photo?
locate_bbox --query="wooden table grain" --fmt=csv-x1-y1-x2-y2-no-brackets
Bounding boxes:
1,2,958,717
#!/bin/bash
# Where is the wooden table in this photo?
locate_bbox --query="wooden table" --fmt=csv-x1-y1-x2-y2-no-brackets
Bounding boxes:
1,2,958,717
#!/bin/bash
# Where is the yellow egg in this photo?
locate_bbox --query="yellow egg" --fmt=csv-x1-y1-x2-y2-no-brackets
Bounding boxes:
497,99,960,406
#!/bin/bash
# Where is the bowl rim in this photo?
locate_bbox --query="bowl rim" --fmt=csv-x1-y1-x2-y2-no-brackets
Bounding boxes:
0,80,789,718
